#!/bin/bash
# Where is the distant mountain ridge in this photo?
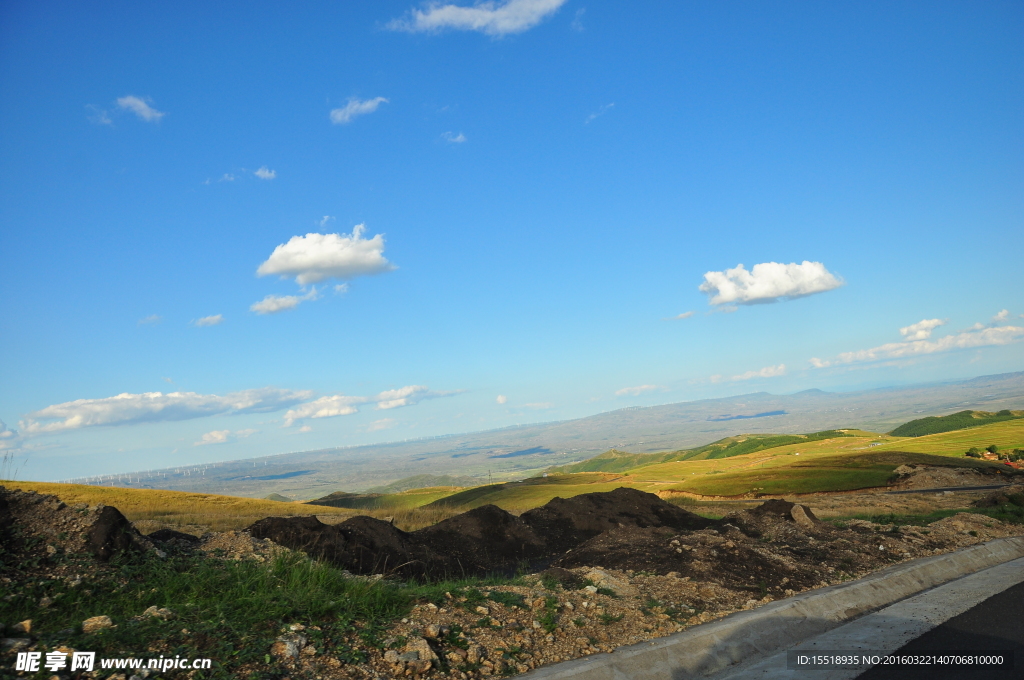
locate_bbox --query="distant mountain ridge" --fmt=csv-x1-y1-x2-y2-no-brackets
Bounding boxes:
66,371,1024,498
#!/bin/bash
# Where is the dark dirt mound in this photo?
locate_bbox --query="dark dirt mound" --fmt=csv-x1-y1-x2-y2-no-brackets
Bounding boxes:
416,504,547,575
519,487,716,553
248,488,718,579
147,527,201,545
747,498,821,522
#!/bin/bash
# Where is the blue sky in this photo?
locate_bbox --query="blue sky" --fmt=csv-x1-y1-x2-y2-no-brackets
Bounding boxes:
1,0,1022,481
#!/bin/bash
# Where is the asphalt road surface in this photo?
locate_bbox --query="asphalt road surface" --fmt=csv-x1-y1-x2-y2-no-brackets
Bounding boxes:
856,579,1024,680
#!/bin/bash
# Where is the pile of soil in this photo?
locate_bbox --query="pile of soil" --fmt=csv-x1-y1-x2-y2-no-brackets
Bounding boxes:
248,488,713,579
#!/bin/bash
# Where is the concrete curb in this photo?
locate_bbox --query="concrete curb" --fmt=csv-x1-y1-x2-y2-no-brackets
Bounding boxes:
518,536,1024,680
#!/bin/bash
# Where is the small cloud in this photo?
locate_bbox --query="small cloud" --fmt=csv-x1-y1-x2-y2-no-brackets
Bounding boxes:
250,289,320,315
283,395,367,426
615,384,661,397
162,377,174,384
298,425,312,433
330,97,388,125
220,173,235,182
899,318,945,341
0,420,20,451
388,0,568,36
254,166,277,180
235,428,257,438
334,283,349,295
318,216,335,228
670,311,694,320
116,95,165,122
193,314,224,327
709,374,724,384
570,7,585,31
732,364,786,381
699,261,843,306
496,395,508,405
86,105,112,125
375,385,460,410
138,314,162,325
194,430,232,446
993,309,1009,322
585,102,614,124
257,225,396,285
442,131,467,143
367,418,396,432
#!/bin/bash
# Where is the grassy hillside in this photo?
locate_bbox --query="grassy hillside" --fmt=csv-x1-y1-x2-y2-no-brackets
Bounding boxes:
889,409,1024,437
0,480,353,531
364,474,480,494
549,430,860,474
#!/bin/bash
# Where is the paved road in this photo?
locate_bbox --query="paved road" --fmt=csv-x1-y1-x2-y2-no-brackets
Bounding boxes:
856,579,1024,680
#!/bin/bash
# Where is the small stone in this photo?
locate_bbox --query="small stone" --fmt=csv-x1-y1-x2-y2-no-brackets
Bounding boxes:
583,586,598,594
270,640,299,660
142,606,174,620
39,597,54,608
790,505,817,530
384,650,400,663
11,620,31,634
666,571,680,578
475,605,490,615
466,644,486,664
1,638,31,652
300,644,317,656
403,636,438,663
425,624,441,639
82,616,114,634
46,545,58,555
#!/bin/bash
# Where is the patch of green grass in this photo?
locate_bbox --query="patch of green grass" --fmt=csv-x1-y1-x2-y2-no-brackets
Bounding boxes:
890,410,1024,437
487,591,527,609
598,613,624,625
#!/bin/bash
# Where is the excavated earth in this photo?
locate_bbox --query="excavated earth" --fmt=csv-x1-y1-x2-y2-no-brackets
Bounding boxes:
3,484,1024,679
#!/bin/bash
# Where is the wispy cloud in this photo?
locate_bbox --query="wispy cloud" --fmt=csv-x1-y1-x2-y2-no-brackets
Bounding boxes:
330,97,388,124
250,289,320,315
442,131,467,143
375,385,460,410
388,0,567,36
220,173,236,182
20,388,313,434
570,7,585,31
0,420,20,451
670,311,694,320
86,105,112,125
116,95,165,122
615,384,662,397
585,102,614,124
138,314,162,326
496,395,508,404
257,224,396,286
993,309,1009,322
193,428,257,446
192,314,223,327
810,314,1024,368
732,364,786,381
254,166,277,180
367,418,396,432
699,261,842,306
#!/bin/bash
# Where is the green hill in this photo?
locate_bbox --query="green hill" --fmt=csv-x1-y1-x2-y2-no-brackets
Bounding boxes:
364,474,478,494
889,410,1024,437
264,493,293,502
548,430,857,474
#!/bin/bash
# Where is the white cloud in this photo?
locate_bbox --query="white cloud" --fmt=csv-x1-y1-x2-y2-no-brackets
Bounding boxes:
367,418,396,432
732,364,786,381
334,283,349,294
254,166,277,180
193,314,223,327
699,261,843,306
496,395,507,404
810,320,1024,368
220,173,235,182
318,216,335,228
283,395,367,426
20,388,313,434
899,318,945,341
298,425,312,433
194,430,231,446
442,131,467,143
116,95,165,122
388,0,567,36
374,385,459,410
250,289,320,315
256,225,396,285
615,384,661,397
138,314,162,325
330,97,389,124
585,102,614,124
994,309,1009,322
671,311,694,320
